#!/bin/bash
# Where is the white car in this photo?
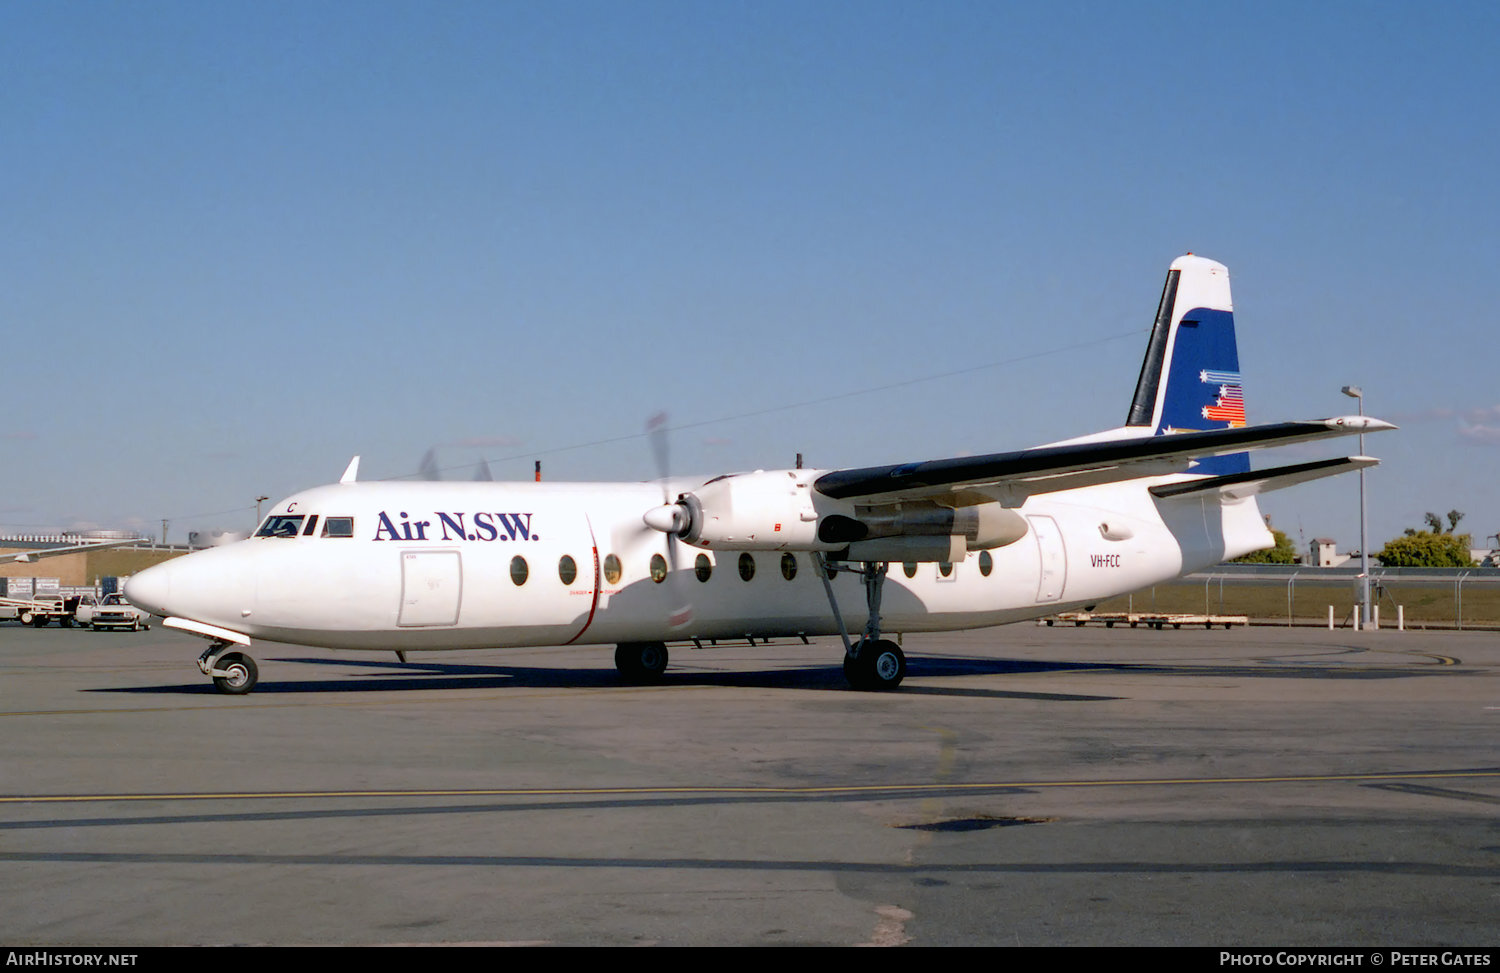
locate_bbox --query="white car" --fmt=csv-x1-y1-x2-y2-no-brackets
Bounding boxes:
74,593,152,631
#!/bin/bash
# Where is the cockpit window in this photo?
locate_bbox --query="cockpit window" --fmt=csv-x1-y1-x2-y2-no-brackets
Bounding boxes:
256,515,305,538
321,517,355,538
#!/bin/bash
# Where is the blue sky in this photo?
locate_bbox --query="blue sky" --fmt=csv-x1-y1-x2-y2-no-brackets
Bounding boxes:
4,0,1498,553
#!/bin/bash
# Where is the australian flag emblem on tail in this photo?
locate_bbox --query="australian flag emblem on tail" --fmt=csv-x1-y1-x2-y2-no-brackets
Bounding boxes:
1199,369,1245,427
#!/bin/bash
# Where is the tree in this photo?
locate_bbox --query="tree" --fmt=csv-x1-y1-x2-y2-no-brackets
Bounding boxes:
1376,531,1474,568
1232,527,1298,564
1418,510,1465,535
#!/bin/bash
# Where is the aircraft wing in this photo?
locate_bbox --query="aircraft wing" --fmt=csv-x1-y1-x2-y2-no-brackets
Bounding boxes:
813,417,1394,505
2,538,145,564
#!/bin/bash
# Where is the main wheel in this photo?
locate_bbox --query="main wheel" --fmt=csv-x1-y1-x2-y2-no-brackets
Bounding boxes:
212,652,258,695
845,639,906,691
615,642,669,683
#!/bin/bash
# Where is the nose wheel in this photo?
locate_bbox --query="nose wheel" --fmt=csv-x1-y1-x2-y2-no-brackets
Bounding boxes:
198,642,259,695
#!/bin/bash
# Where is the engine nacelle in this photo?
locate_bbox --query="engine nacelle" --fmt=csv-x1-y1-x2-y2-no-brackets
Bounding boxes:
651,470,1035,562
675,470,849,551
818,501,1029,554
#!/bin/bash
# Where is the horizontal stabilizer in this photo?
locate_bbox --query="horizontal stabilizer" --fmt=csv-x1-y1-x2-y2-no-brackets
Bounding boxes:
1148,456,1378,501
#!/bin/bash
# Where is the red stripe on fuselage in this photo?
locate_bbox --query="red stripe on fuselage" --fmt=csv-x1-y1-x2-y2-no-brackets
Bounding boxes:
563,516,601,645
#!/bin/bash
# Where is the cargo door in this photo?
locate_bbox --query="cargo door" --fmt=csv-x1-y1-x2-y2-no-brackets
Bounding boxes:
398,550,462,626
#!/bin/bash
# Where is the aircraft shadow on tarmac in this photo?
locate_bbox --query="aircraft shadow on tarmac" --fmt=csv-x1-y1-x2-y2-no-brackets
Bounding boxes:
85,650,1467,699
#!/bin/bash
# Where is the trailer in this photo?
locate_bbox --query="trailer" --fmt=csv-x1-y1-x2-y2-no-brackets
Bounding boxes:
0,594,81,627
1044,611,1248,630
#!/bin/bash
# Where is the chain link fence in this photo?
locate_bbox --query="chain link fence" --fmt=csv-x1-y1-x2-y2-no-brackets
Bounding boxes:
1093,564,1500,630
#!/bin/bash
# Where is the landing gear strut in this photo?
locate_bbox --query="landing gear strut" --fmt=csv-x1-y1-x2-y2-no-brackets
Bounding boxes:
813,554,906,691
198,641,259,695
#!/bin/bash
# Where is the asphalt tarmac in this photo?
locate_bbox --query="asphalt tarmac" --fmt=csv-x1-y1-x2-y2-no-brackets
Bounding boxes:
1,622,1496,946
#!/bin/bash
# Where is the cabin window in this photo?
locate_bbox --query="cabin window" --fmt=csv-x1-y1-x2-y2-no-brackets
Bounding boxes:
603,554,622,585
979,551,993,577
321,517,355,538
694,553,712,582
902,562,918,578
256,515,305,538
649,553,668,583
938,562,953,578
738,552,756,582
510,555,529,586
780,553,797,581
558,555,577,586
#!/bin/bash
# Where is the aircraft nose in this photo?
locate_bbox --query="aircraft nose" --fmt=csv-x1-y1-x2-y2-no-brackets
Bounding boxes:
124,562,173,617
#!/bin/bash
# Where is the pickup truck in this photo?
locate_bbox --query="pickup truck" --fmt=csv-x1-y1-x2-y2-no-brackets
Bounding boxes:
74,593,152,631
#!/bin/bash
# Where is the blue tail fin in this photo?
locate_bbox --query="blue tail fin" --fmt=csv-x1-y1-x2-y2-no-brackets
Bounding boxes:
1126,254,1248,475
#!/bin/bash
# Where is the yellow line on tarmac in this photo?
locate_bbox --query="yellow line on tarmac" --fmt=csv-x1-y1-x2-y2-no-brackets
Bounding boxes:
3,769,1497,805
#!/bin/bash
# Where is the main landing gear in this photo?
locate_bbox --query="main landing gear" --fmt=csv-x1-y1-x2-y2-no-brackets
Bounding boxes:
199,641,259,695
814,554,906,691
615,641,669,683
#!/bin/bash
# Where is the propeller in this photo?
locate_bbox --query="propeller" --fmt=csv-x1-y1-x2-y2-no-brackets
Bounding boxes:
645,412,693,629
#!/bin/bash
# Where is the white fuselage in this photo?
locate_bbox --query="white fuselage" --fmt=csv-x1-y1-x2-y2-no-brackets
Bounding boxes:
124,473,1272,652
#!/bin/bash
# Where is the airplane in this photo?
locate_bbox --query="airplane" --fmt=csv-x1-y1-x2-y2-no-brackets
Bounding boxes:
123,254,1393,695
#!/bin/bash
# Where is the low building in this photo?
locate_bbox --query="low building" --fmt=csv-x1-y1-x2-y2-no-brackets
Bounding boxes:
1310,538,1352,568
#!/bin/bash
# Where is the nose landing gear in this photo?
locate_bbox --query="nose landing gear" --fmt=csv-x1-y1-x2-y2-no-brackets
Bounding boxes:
198,641,259,695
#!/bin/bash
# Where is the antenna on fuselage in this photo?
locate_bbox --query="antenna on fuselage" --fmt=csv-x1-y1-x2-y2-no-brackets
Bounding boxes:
340,457,360,484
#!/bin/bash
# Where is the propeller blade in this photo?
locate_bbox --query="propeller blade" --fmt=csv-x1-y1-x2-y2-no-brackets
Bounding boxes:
647,412,670,485
646,412,692,629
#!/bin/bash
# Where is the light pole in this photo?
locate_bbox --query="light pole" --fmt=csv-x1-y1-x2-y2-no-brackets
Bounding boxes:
1342,385,1371,629
255,496,269,528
